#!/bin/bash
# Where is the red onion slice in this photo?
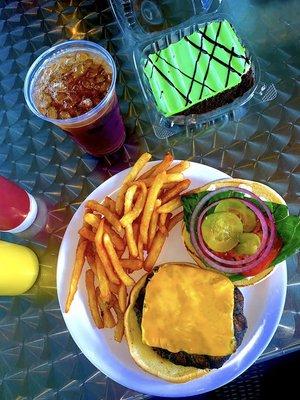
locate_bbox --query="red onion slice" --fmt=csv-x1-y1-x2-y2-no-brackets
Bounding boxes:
189,187,276,274
196,199,268,265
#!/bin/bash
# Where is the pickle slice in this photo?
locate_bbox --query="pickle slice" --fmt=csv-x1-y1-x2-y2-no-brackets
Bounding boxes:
214,199,256,232
235,233,261,255
201,212,243,252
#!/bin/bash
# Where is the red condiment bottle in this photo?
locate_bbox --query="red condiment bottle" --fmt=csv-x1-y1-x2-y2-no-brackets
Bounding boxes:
0,176,38,233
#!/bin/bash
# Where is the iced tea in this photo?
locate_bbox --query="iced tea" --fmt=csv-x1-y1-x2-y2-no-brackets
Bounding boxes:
24,41,125,156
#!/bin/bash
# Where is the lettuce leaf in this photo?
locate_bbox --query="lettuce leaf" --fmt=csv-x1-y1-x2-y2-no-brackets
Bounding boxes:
273,213,300,264
181,190,300,266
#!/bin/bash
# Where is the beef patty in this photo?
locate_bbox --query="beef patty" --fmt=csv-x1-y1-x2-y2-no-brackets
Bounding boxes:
134,272,247,369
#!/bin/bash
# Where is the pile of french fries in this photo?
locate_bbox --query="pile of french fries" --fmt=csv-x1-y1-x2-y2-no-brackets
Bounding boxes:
65,152,191,341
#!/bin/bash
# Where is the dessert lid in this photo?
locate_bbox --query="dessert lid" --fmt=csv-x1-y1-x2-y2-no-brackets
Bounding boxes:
109,0,277,140
110,0,222,41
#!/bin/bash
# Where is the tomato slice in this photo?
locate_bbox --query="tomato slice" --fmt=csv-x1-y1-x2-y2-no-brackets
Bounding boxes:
243,236,282,277
212,234,282,277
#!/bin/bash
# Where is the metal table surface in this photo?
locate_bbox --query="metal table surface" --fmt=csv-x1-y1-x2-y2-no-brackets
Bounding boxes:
0,0,299,399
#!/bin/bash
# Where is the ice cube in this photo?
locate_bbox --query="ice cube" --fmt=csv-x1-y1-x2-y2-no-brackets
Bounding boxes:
79,98,93,109
40,94,52,108
59,111,71,119
47,107,58,119
75,52,90,62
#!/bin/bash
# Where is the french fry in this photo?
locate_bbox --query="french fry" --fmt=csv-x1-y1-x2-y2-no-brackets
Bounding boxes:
70,153,191,341
109,293,117,306
102,304,116,328
157,197,182,214
116,249,125,259
141,172,183,188
168,211,184,232
120,182,147,227
124,185,139,258
160,213,167,226
125,224,138,258
127,221,139,259
97,290,116,328
132,221,139,244
158,213,168,235
65,239,87,312
167,160,190,174
103,221,125,252
108,281,120,295
148,199,161,249
86,200,124,235
159,213,172,235
118,284,127,313
96,287,116,328
137,232,144,261
103,196,116,213
95,219,120,284
95,253,111,303
85,269,104,328
83,207,92,230
78,226,95,241
140,171,166,245
163,182,179,190
124,184,138,214
84,213,100,228
120,259,143,271
158,225,168,236
112,301,124,342
115,152,152,215
164,173,184,183
124,190,138,258
103,233,135,286
160,179,191,204
85,242,97,276
138,152,173,180
144,231,167,272
165,213,172,230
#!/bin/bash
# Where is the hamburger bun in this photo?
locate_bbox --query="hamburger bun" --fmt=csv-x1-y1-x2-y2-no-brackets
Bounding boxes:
182,178,286,286
124,262,247,383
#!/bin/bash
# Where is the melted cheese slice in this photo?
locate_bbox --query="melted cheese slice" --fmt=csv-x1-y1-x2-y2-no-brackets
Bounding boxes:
141,264,235,356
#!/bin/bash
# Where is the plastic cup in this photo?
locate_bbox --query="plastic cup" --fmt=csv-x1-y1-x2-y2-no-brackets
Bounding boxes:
24,40,126,156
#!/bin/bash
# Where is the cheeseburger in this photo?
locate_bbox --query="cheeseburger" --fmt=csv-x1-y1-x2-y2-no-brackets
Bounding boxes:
125,263,247,383
181,178,300,286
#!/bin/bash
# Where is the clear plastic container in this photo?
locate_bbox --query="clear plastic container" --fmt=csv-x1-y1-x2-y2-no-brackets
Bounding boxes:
110,0,277,139
24,40,126,156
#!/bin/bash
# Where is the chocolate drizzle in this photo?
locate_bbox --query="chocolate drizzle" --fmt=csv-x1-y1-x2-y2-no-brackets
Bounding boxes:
149,51,161,79
225,46,235,86
155,52,215,93
148,57,192,104
198,27,250,63
242,56,249,74
185,24,208,106
184,36,242,78
199,21,222,100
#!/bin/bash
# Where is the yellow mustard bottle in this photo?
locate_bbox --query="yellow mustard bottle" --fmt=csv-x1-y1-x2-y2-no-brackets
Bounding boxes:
0,240,39,295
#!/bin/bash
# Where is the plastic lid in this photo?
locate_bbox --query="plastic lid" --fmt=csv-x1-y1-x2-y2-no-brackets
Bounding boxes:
110,0,222,40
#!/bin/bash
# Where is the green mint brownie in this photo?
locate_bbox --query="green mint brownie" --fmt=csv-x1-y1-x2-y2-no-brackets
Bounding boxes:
143,19,254,117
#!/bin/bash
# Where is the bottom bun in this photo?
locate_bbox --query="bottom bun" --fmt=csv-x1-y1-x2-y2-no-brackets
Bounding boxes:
124,267,209,383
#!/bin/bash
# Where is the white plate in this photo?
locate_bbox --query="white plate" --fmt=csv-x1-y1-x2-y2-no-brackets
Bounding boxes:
57,161,287,398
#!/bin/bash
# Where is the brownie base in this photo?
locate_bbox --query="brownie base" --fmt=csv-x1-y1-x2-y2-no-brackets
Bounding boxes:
176,68,254,117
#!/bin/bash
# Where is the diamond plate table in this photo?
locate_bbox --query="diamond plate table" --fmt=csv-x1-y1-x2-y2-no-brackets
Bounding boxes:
0,0,299,399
